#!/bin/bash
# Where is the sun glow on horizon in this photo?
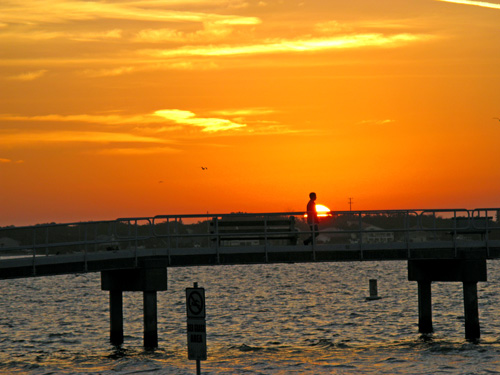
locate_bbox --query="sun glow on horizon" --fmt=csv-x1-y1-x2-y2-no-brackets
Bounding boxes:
304,204,332,218
316,204,332,218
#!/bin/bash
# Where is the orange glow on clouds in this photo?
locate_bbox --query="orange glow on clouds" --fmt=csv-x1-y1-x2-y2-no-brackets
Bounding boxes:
143,33,430,58
436,0,500,9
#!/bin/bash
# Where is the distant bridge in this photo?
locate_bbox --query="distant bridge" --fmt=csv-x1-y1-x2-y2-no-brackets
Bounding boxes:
1,208,500,346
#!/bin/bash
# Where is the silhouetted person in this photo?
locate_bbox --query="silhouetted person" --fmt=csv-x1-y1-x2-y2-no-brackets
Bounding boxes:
304,192,319,245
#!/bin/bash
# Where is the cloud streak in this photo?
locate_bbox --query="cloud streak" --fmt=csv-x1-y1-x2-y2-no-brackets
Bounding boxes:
143,33,431,58
211,108,276,117
0,0,434,79
95,146,180,155
3,31,429,75
8,70,48,81
154,110,246,132
0,109,247,132
436,0,500,9
0,113,163,125
357,119,395,125
0,131,168,145
0,106,306,145
0,0,260,26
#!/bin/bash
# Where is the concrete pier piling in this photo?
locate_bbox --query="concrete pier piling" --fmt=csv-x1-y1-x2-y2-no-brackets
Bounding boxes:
101,260,168,348
417,281,433,334
408,258,486,341
144,291,159,348
109,290,124,346
463,281,480,341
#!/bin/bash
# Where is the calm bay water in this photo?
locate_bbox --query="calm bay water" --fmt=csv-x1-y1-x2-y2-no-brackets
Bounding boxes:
1,260,500,374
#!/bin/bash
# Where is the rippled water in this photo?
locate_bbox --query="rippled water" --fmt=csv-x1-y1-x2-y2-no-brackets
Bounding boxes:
1,260,500,374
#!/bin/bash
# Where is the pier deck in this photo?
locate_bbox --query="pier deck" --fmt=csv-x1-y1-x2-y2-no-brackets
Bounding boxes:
1,208,499,279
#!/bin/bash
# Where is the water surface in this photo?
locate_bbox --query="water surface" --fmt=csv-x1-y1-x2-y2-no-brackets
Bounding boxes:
1,261,500,374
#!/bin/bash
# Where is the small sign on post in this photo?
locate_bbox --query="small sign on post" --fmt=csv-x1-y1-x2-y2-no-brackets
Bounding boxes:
186,282,207,374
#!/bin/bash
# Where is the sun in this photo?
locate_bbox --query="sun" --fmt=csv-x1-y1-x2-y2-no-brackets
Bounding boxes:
315,204,331,217
304,203,332,218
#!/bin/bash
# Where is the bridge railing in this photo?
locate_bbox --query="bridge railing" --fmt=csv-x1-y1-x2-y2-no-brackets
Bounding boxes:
0,220,126,257
1,209,499,264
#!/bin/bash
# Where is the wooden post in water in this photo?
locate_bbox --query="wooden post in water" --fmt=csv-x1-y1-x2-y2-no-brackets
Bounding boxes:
463,281,480,341
417,281,433,334
109,290,124,346
366,279,382,300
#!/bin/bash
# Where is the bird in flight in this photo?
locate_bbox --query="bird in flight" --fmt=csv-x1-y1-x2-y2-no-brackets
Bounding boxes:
201,167,208,170
494,117,500,122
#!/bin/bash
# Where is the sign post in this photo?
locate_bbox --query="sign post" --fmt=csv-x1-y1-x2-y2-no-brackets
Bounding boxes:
186,282,207,374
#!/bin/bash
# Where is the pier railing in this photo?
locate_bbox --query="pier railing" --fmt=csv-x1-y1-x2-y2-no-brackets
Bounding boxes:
1,208,500,266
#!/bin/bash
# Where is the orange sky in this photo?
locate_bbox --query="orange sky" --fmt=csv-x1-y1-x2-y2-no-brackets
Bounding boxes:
1,0,500,226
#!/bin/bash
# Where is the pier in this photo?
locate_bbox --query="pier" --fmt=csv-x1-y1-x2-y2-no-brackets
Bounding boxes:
1,208,499,346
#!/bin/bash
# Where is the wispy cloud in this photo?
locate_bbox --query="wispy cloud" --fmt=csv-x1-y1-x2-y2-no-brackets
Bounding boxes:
142,33,432,58
0,158,12,163
66,29,123,42
134,24,232,44
0,107,309,139
1,31,432,75
8,70,48,81
0,0,260,26
0,113,161,125
211,108,276,116
0,109,247,132
244,122,305,135
0,29,123,42
154,109,246,132
0,131,168,145
81,66,136,78
80,60,219,77
95,146,180,155
315,21,350,34
357,119,395,125
436,0,500,9
0,0,434,78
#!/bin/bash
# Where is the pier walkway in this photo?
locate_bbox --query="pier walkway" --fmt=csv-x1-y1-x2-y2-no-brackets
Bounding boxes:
1,208,500,345
1,208,499,279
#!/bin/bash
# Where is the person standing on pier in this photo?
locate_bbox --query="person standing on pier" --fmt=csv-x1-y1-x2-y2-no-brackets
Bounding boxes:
304,192,319,245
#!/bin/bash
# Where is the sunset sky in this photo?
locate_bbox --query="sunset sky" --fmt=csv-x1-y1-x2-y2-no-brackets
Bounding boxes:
1,0,500,226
